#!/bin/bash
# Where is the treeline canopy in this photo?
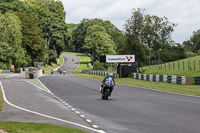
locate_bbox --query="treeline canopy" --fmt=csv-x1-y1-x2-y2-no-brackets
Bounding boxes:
0,0,69,68
70,8,187,63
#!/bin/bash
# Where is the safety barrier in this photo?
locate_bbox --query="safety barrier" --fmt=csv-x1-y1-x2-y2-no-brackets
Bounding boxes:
195,76,200,85
133,73,188,85
2,70,10,74
87,70,119,78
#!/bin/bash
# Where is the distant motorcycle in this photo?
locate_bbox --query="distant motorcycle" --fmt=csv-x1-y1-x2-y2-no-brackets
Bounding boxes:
51,69,54,75
63,69,66,75
100,76,115,100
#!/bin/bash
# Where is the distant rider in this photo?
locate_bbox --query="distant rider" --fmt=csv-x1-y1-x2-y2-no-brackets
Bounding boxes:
100,75,115,95
51,69,54,75
63,69,66,75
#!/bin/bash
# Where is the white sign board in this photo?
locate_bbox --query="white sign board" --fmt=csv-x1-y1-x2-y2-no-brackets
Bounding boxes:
106,55,135,63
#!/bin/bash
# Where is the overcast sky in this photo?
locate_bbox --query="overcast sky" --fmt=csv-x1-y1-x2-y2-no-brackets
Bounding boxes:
60,0,200,44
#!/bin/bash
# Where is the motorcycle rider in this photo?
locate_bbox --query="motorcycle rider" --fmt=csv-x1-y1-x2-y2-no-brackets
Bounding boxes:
51,69,54,75
100,74,115,96
63,69,66,75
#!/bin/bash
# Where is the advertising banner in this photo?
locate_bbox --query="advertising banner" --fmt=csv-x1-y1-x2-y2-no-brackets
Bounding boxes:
106,55,135,63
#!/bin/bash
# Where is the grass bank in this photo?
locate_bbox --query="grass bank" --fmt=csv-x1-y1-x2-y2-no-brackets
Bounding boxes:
0,122,87,133
67,52,200,96
142,55,200,77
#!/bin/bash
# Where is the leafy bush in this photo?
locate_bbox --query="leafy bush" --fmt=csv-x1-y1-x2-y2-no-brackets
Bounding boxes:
94,62,107,71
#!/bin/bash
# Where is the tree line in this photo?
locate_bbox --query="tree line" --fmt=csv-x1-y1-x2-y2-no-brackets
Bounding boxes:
0,0,69,68
69,8,189,68
1,0,200,69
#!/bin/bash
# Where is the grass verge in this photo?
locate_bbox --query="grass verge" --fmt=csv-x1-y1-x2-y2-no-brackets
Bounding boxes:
0,122,88,133
67,52,200,97
24,79,49,92
142,55,200,77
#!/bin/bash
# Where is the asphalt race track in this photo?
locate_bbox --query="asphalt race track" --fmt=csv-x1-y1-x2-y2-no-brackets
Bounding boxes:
39,53,200,133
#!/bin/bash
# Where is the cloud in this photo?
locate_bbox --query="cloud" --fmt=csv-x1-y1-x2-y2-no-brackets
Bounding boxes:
61,0,200,43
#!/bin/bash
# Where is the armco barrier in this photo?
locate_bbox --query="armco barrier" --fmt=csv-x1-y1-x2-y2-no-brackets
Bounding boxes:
2,70,10,74
133,73,188,85
156,75,160,82
87,70,119,78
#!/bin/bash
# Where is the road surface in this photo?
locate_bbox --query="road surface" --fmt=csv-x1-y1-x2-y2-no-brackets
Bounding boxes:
40,53,200,133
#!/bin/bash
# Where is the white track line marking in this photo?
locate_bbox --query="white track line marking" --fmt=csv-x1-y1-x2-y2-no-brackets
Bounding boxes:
75,111,80,114
80,115,85,118
93,125,99,128
86,119,92,123
0,81,105,133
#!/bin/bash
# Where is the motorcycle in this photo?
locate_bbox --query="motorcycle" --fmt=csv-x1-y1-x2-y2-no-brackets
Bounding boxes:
51,69,54,75
63,70,66,75
63,71,66,75
100,77,115,100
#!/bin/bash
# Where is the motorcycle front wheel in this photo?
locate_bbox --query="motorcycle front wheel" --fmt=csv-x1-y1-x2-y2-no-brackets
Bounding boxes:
104,89,109,100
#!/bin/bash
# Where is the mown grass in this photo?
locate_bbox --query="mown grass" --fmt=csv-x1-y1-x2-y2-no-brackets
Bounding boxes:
0,122,88,133
142,55,200,77
24,79,48,92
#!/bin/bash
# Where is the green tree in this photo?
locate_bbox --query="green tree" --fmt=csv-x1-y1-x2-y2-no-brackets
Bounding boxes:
16,12,46,65
183,30,200,53
82,25,116,58
72,18,124,53
66,23,77,50
0,12,27,68
23,0,69,64
144,15,177,51
124,8,146,62
124,8,177,62
0,42,13,66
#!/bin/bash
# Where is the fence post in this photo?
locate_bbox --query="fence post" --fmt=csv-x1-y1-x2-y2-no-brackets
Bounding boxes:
183,61,184,71
169,62,170,70
194,60,195,71
173,62,175,71
188,60,190,71
178,61,179,71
